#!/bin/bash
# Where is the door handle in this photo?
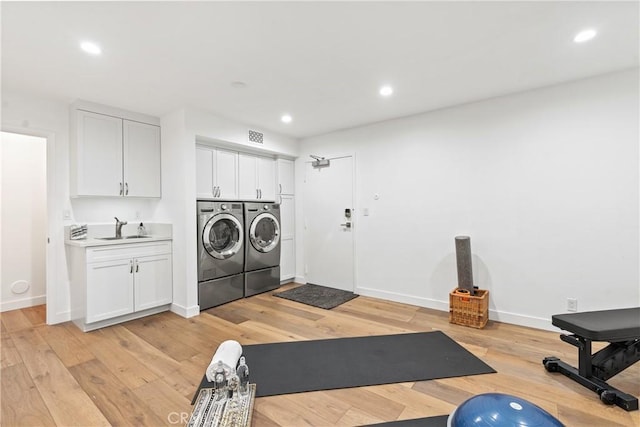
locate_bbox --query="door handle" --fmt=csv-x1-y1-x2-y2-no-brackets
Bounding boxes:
340,222,352,229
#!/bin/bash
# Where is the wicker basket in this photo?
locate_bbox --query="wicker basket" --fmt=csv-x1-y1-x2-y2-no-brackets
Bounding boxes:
449,288,489,329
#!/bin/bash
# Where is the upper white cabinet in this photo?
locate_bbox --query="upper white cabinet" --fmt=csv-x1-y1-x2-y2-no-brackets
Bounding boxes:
238,153,276,201
277,158,295,195
123,120,161,197
196,145,239,199
70,101,161,198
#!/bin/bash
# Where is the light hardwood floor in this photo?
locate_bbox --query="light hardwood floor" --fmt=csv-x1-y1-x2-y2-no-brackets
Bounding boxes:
1,283,638,426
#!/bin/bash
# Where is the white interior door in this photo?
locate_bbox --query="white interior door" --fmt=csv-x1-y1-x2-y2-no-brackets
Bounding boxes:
303,156,354,292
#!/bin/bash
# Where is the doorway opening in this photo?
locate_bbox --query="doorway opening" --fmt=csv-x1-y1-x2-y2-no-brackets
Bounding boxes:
1,131,47,313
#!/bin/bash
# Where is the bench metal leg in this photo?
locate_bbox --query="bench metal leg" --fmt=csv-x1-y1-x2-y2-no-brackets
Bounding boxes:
543,356,639,411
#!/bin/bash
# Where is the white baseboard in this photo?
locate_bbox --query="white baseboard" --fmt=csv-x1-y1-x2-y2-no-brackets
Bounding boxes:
355,286,555,332
171,302,200,318
0,295,46,313
356,287,449,312
294,276,306,284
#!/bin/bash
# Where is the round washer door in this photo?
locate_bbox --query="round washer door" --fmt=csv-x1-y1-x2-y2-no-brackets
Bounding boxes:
203,213,243,260
249,212,280,253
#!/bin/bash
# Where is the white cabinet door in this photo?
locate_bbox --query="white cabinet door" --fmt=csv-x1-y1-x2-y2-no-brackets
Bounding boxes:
214,148,239,199
196,145,215,198
86,259,134,323
75,110,123,196
134,254,173,311
239,153,276,200
277,158,295,195
258,156,276,201
123,120,161,197
280,239,295,281
196,146,239,199
238,153,259,199
279,195,295,281
280,195,295,239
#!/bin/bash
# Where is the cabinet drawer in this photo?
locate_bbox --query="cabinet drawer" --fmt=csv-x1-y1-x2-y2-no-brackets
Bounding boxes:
86,241,172,263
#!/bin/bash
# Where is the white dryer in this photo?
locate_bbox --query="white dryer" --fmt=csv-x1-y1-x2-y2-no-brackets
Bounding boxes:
197,201,244,309
244,202,281,296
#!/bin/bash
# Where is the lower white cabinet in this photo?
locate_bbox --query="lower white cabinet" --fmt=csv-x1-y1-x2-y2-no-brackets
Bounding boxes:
68,241,173,331
86,258,135,323
280,239,295,281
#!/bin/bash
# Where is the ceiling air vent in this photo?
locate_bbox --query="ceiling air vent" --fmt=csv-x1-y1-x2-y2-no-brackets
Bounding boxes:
248,130,264,144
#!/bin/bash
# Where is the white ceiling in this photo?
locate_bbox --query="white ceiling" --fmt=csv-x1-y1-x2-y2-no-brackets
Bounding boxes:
2,1,638,139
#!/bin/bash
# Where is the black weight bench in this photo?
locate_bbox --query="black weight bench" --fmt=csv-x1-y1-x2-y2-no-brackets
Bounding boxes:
543,307,640,411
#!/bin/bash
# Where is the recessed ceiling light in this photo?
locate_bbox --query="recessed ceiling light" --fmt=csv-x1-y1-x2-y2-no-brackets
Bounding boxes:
281,114,292,124
230,81,247,89
379,85,393,97
80,41,101,55
574,29,597,43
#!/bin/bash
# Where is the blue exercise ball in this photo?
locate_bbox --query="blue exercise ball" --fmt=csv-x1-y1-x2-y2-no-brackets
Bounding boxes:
447,393,564,427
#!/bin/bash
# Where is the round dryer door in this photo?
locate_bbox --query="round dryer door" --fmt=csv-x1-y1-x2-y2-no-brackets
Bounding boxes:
249,213,280,253
203,213,243,260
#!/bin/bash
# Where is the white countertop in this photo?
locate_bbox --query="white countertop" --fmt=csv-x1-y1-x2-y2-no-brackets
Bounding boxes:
65,235,172,248
64,223,172,248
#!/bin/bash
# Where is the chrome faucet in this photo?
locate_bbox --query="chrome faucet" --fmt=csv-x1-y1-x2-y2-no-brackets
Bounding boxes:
115,217,127,238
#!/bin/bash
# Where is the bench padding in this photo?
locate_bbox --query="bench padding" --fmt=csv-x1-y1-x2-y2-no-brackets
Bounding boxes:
552,307,640,342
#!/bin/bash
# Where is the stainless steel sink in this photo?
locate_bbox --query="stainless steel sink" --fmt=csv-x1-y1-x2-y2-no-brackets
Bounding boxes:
96,236,151,240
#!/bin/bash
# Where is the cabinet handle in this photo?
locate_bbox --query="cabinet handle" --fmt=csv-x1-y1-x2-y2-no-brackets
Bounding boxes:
125,183,129,195
120,182,124,196
256,189,259,199
217,187,221,197
279,184,282,194
130,260,133,274
135,261,139,273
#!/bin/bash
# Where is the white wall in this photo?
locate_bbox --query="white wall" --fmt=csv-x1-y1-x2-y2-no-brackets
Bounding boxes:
156,107,298,317
297,69,639,330
1,132,47,311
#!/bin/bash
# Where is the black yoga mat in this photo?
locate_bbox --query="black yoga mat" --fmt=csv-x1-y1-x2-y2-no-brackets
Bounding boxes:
193,331,495,401
365,415,449,427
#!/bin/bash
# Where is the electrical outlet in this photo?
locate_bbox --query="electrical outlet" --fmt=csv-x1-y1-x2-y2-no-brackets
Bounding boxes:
567,298,578,312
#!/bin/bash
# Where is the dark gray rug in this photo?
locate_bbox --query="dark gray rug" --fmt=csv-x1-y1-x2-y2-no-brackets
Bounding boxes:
193,331,496,402
274,283,358,309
